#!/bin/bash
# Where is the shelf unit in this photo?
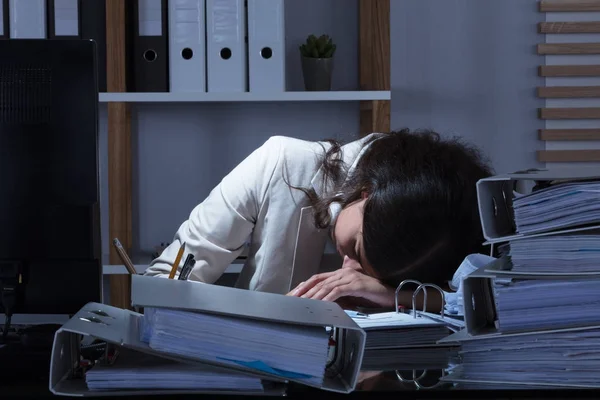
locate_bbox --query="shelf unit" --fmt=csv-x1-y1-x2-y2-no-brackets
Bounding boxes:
103,262,243,275
99,90,391,103
105,0,391,309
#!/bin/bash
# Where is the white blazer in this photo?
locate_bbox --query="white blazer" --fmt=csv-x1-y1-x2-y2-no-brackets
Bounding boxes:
144,134,379,294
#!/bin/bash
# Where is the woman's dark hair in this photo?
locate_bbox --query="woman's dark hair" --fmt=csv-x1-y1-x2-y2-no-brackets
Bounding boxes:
297,129,493,288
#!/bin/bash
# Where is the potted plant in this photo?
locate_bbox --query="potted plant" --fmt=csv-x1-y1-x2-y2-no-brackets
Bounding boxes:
299,34,337,91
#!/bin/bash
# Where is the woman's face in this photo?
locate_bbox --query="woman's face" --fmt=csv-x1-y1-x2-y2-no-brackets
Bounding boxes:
332,197,376,276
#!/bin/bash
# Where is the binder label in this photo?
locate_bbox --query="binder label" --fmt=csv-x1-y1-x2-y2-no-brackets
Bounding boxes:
54,0,79,36
138,0,163,36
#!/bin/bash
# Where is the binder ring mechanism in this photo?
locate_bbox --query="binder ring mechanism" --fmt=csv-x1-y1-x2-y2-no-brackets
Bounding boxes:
395,369,448,390
394,279,446,320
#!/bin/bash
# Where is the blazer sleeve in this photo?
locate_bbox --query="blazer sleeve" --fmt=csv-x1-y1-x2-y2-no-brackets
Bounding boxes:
143,137,283,282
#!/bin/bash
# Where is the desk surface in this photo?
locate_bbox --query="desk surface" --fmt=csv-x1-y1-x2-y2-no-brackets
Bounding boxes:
3,369,598,399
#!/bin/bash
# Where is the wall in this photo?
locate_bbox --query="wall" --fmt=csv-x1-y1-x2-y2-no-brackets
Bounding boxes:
390,0,546,174
99,0,547,267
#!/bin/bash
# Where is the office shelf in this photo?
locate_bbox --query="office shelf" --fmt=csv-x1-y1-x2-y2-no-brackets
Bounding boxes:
99,90,391,103
102,261,244,275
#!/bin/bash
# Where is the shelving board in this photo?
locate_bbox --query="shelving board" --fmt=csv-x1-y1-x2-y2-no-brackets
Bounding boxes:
103,262,243,275
99,90,391,103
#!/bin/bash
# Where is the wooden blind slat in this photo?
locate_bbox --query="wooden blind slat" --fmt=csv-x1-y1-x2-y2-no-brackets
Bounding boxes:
538,150,600,162
539,65,600,77
539,22,600,33
537,43,600,55
539,107,600,119
537,86,600,98
539,0,600,12
539,129,600,140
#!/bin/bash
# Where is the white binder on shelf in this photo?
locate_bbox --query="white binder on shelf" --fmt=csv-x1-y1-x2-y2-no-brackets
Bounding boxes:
168,0,206,92
206,0,247,92
48,0,79,38
8,0,46,38
247,0,285,92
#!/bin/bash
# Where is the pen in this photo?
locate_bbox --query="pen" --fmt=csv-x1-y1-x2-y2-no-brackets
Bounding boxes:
168,242,187,279
178,254,196,281
112,238,137,275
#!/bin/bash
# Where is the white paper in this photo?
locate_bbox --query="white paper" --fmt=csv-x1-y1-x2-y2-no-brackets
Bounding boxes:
142,307,329,385
513,181,600,234
507,232,600,274
455,328,600,387
445,253,496,317
86,350,264,391
346,311,451,349
493,279,600,332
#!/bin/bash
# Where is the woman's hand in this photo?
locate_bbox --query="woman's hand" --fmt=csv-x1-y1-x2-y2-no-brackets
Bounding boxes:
287,260,395,308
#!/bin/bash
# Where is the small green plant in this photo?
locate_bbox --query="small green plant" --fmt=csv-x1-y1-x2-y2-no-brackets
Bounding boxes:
299,34,336,58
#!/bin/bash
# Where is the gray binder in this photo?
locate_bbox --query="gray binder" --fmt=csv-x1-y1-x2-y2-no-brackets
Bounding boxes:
476,167,600,243
459,258,600,337
49,302,287,396
129,274,367,394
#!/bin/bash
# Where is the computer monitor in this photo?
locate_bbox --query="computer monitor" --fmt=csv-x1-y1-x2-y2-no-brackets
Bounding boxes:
0,39,102,322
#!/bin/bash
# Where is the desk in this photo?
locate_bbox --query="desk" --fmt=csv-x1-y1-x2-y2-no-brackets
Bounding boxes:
3,370,599,399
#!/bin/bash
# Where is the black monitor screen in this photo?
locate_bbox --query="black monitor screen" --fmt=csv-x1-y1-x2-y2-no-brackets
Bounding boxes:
0,39,102,316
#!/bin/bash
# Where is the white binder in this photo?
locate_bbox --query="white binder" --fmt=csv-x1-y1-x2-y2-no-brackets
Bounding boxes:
49,303,288,396
206,0,247,92
247,0,285,92
168,0,206,92
8,0,46,38
50,0,79,37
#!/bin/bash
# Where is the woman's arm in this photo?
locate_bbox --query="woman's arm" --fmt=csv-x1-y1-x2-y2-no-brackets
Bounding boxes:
144,137,283,282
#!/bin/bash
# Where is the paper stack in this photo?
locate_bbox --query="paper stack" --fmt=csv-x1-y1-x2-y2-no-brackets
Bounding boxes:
85,350,265,392
443,173,600,389
346,311,460,371
444,326,600,389
501,229,600,276
512,180,600,235
140,307,330,386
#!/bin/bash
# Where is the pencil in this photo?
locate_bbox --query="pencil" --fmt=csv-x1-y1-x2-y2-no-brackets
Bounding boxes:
168,242,187,279
112,238,137,275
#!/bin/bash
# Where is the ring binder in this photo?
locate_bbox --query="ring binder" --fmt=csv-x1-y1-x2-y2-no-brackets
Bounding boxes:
395,279,426,314
395,369,448,390
395,369,426,384
413,369,448,390
477,167,600,242
391,279,461,333
411,283,446,319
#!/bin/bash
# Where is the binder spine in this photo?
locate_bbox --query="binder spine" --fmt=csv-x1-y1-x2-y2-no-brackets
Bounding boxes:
0,0,9,39
128,0,170,92
80,0,107,92
8,0,47,39
206,0,247,92
168,0,206,92
247,0,285,92
47,0,80,39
